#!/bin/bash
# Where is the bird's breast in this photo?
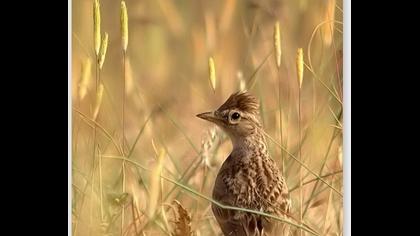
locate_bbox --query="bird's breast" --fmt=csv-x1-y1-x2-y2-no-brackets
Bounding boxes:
216,151,288,211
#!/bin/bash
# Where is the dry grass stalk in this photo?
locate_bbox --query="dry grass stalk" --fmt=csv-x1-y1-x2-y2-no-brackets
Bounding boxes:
125,166,146,212
161,204,171,233
120,1,128,52
220,0,236,32
98,32,109,69
309,197,327,209
125,56,134,95
296,48,304,88
338,145,342,167
147,148,166,218
208,57,216,93
98,148,104,222
296,48,304,236
275,110,284,173
204,11,216,51
239,79,246,92
157,0,184,36
93,0,101,55
93,83,104,120
123,167,145,235
170,200,193,236
322,187,334,234
236,70,246,92
78,58,92,100
120,3,129,231
323,0,336,47
201,127,217,168
274,21,282,69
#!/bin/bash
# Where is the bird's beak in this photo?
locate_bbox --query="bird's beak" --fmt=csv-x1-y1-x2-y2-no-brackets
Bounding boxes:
196,111,218,123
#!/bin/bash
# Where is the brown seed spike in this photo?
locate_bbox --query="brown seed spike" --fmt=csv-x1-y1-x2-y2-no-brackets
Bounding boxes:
170,200,193,236
217,91,259,115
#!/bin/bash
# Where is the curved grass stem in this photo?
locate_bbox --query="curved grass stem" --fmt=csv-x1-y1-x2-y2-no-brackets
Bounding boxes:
262,130,343,197
103,156,321,236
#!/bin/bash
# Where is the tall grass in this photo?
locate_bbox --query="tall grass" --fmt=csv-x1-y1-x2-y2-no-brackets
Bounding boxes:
296,47,304,236
72,0,343,235
120,2,129,235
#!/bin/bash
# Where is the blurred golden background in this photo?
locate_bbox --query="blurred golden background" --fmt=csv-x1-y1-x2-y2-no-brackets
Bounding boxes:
72,0,343,235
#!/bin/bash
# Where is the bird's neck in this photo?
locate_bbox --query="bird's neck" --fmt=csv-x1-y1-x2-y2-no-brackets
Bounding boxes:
231,128,269,159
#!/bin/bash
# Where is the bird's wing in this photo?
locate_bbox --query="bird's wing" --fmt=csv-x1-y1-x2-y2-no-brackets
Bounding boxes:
256,158,292,235
212,160,257,236
212,155,291,235
212,203,250,236
255,178,291,236
261,158,292,215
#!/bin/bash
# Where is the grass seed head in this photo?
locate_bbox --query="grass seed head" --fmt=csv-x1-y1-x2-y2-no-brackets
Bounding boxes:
296,48,304,88
274,21,282,69
93,0,101,55
208,57,216,93
120,1,128,52
98,32,109,69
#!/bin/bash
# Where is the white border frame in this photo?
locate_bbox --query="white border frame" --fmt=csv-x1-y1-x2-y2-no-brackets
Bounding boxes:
343,0,351,235
68,0,72,234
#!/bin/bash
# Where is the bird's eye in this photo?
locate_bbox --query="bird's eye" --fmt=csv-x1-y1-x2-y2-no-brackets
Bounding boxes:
231,112,240,120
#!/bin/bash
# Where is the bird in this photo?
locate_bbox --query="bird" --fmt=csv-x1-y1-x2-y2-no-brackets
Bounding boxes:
196,91,291,236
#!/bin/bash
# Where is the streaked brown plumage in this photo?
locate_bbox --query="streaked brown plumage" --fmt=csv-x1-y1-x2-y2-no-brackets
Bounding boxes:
197,92,291,236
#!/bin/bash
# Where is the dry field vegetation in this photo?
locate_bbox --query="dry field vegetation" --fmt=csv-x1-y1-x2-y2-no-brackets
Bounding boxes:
71,0,343,235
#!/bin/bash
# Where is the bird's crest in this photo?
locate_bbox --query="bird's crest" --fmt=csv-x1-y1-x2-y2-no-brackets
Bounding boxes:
217,91,260,115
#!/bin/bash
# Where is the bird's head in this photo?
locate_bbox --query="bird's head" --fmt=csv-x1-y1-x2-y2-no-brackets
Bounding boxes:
196,91,262,139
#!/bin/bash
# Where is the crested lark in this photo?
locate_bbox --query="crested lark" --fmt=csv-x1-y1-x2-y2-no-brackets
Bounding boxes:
197,91,291,236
